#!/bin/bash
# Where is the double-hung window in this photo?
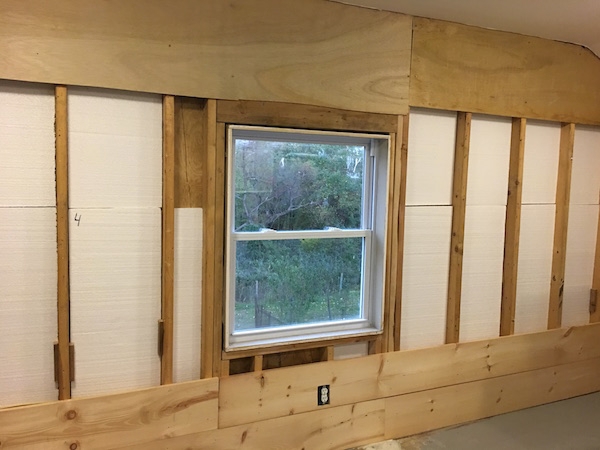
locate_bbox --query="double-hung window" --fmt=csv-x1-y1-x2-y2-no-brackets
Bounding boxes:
225,126,389,350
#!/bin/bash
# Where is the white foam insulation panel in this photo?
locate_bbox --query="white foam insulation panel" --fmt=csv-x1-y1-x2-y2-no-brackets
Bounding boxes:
400,206,452,350
0,208,58,406
67,88,162,208
173,208,203,383
333,342,369,360
69,208,161,397
514,205,555,334
563,204,599,327
406,108,457,206
0,81,55,207
460,206,506,342
521,120,561,205
571,126,600,206
466,114,511,206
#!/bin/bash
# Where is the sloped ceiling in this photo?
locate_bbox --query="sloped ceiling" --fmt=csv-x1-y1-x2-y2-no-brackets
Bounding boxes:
332,0,600,57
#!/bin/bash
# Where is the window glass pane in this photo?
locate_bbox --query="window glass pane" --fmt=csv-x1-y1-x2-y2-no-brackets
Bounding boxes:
233,139,365,231
234,238,363,332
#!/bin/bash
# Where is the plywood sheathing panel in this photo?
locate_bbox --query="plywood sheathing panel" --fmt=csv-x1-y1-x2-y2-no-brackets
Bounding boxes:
0,0,412,115
410,18,600,125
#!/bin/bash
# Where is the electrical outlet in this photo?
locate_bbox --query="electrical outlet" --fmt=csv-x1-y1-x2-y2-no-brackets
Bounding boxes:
317,385,330,405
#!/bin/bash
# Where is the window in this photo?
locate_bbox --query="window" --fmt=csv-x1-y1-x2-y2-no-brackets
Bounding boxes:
225,126,389,350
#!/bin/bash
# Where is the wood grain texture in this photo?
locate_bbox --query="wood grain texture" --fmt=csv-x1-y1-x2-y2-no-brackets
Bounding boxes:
69,209,162,397
55,85,71,399
500,118,526,336
410,18,600,125
201,100,218,378
173,208,203,382
67,88,163,208
401,206,452,350
174,97,205,208
217,100,398,133
548,123,575,329
0,80,55,206
384,357,600,440
219,322,600,428
123,399,385,450
514,205,556,334
446,112,471,343
0,208,58,407
0,378,218,450
161,95,175,385
0,0,411,115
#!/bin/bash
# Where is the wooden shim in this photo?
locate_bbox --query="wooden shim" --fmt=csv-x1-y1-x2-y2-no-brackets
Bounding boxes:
393,115,409,350
446,112,471,343
216,100,398,133
161,95,175,385
548,123,575,329
410,18,600,126
0,0,411,115
592,205,600,323
55,86,71,399
122,399,385,450
201,99,218,378
174,97,205,209
0,378,218,450
500,118,526,336
384,357,600,440
218,322,600,428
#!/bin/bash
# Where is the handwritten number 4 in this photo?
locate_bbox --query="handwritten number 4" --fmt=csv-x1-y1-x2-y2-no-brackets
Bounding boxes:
74,214,82,226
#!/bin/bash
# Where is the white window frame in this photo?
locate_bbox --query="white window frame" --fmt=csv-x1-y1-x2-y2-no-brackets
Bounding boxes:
225,125,389,351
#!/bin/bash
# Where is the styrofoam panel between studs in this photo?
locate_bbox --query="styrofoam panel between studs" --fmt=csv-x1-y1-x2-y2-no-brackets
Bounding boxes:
466,114,511,206
400,206,452,350
460,206,506,342
173,208,203,383
68,87,162,208
570,125,600,206
406,108,457,206
0,80,55,207
522,120,561,205
514,205,555,334
563,204,599,327
0,208,58,407
69,208,161,397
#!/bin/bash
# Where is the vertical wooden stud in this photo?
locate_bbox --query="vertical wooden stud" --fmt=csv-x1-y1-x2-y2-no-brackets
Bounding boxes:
500,118,526,336
591,206,600,323
548,123,575,329
393,115,409,351
446,112,472,344
161,95,175,385
253,355,264,371
55,85,71,399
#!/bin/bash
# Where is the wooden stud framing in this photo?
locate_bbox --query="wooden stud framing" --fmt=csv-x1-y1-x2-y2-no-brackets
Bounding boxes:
500,117,526,336
591,206,600,323
55,85,71,400
393,115,409,350
200,99,216,378
446,112,472,344
160,95,175,384
548,123,575,329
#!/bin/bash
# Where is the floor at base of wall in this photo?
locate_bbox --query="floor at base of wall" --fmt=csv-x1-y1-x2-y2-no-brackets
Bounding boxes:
351,391,600,450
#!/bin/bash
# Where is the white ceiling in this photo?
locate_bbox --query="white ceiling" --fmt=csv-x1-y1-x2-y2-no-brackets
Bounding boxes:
332,0,600,57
